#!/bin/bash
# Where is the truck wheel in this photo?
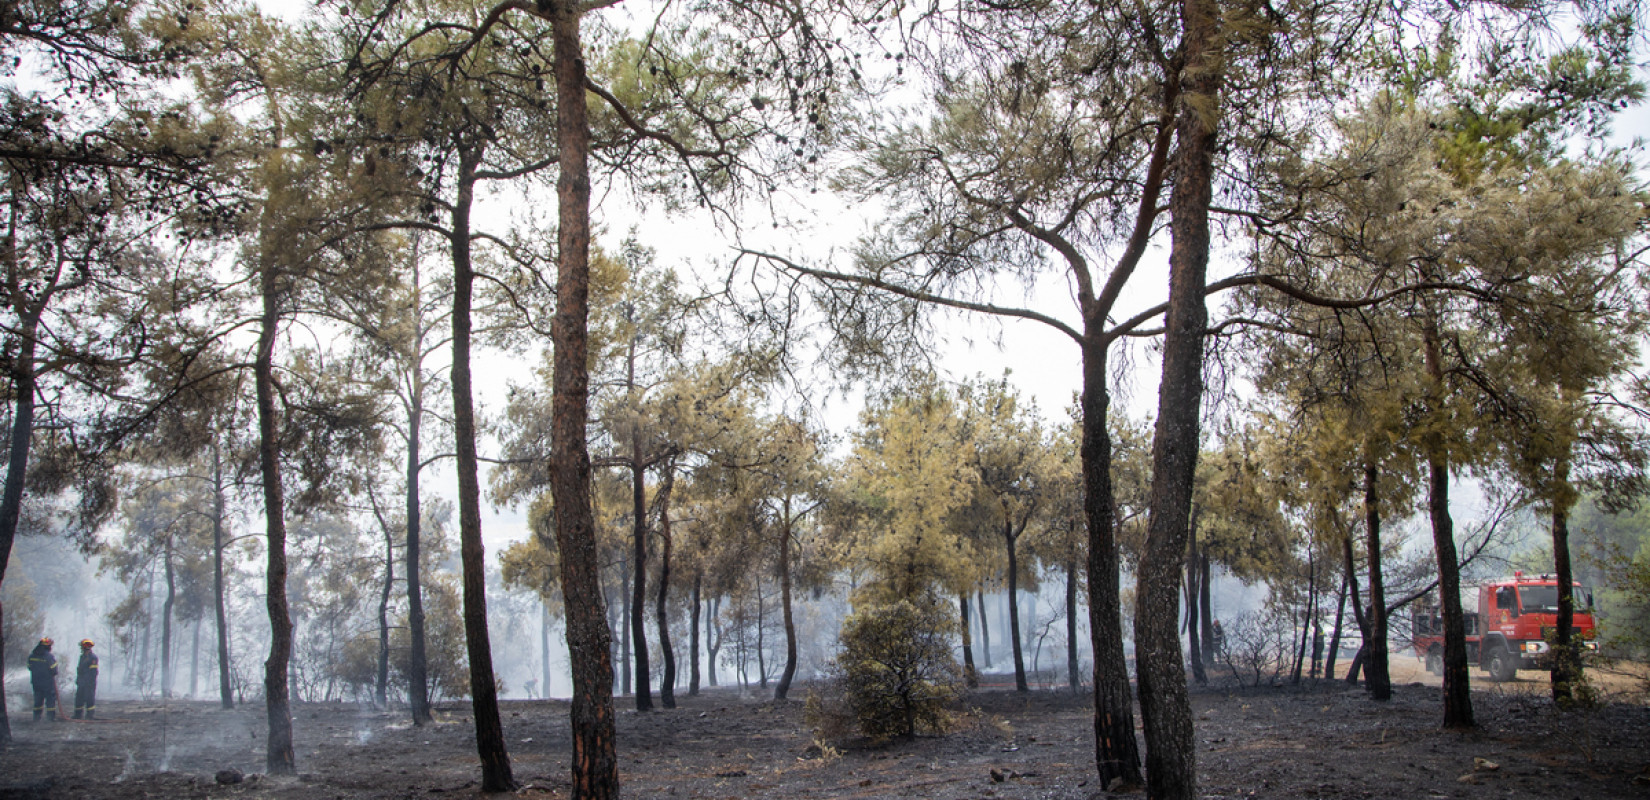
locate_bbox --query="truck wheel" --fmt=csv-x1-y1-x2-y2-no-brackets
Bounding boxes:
1425,647,1443,676
1487,646,1519,682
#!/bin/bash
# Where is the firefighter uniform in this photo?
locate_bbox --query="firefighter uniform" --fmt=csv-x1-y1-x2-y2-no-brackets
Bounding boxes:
74,639,99,719
27,638,59,721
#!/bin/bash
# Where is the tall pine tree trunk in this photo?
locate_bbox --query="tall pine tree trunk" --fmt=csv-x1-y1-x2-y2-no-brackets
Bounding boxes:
451,145,513,790
255,233,296,775
163,540,175,697
1065,560,1079,692
1363,460,1391,700
1422,320,1473,729
978,590,993,669
656,470,677,709
629,424,651,711
1006,518,1028,693
547,5,619,796
405,281,432,726
212,444,233,709
1135,1,1221,794
1082,335,1142,790
1186,515,1205,686
377,514,393,708
1550,459,1581,703
960,594,978,687
689,573,702,695
775,500,798,701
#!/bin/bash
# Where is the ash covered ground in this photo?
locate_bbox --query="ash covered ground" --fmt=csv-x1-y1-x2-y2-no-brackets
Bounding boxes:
3,661,1647,799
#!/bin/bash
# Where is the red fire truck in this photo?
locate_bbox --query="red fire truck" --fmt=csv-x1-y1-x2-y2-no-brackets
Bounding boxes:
1410,572,1599,682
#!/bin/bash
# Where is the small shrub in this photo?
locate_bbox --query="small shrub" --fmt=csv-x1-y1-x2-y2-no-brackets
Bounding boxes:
808,596,962,743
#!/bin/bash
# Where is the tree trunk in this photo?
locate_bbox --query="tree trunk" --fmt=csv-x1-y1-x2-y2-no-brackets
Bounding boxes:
978,590,993,669
547,5,620,797
1081,332,1142,790
775,499,798,701
253,220,297,774
191,617,201,697
405,290,432,726
542,600,553,698
1422,321,1473,730
1065,560,1079,692
163,539,176,698
451,144,514,792
377,511,394,708
620,554,631,695
1186,516,1205,686
689,572,702,696
1199,554,1213,669
212,444,234,709
1005,516,1028,692
1135,1,1220,795
706,595,720,687
1550,460,1581,703
1341,521,1369,687
1325,571,1348,680
756,575,768,689
656,471,677,709
629,425,652,711
960,594,978,688
1363,460,1391,700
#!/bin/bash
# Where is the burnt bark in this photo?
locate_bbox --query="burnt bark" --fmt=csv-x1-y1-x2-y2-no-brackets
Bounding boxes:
405,283,432,726
547,5,620,797
1065,560,1079,692
629,424,652,711
255,235,295,775
1135,1,1220,795
1186,515,1205,686
1422,321,1474,730
656,470,677,709
1082,338,1142,790
689,572,702,695
212,444,233,709
451,145,514,791
1550,464,1581,703
1005,513,1028,693
1363,461,1390,700
775,498,798,701
960,594,978,688
978,590,993,669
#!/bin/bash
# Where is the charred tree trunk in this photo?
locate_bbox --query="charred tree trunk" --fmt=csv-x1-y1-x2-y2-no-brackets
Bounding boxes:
377,510,394,708
1136,2,1220,794
1082,327,1142,791
163,539,175,697
547,5,619,797
775,499,798,701
212,444,233,709
1341,522,1369,686
1005,514,1028,693
978,590,993,670
1422,320,1473,730
1186,514,1205,686
1325,571,1348,680
628,432,651,711
1199,554,1213,669
451,145,514,791
706,595,721,688
255,234,296,775
542,600,553,698
1550,462,1581,703
960,594,978,688
689,572,702,696
656,471,677,709
1065,561,1079,692
1363,460,1391,700
405,294,432,727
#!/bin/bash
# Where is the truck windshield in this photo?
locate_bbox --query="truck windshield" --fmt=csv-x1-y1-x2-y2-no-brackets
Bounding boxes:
1518,585,1593,613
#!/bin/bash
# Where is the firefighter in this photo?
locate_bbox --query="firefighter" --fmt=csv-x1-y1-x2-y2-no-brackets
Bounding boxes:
74,639,99,719
27,637,59,722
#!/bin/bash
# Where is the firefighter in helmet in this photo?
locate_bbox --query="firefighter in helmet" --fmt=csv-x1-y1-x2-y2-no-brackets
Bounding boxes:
74,638,99,719
27,637,59,722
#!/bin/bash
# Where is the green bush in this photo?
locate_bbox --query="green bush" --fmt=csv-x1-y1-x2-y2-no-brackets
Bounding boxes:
811,596,962,743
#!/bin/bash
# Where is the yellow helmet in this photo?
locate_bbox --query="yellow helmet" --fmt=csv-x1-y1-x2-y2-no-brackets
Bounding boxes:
80,639,94,648
39,637,53,647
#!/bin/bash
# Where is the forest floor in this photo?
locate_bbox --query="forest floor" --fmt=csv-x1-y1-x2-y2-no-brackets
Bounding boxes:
3,657,1648,800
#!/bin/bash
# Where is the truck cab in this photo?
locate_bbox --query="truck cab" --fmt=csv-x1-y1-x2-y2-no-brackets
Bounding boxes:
1411,572,1598,682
